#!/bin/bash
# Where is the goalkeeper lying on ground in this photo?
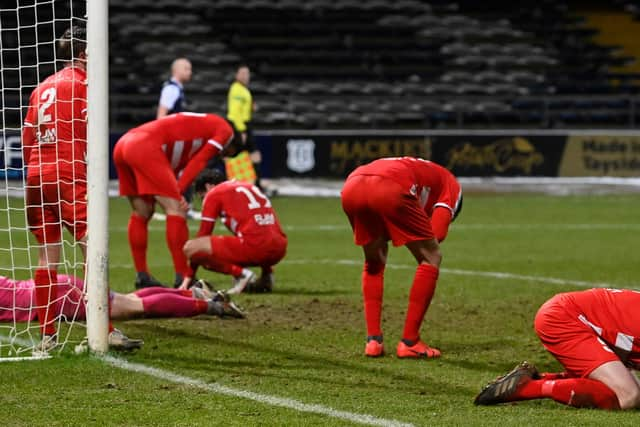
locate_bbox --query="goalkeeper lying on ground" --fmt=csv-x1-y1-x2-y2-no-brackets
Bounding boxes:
0,274,244,323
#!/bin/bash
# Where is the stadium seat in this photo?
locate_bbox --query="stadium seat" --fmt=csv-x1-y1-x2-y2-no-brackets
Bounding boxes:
98,0,640,130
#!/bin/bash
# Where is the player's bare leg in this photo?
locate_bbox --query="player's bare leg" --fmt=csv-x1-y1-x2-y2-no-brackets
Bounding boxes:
396,239,442,359
156,195,190,287
589,361,640,409
361,237,388,357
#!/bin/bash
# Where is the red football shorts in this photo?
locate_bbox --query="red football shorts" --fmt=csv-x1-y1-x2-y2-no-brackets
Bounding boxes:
341,174,434,246
113,131,181,199
26,175,87,244
534,294,620,378
205,232,287,268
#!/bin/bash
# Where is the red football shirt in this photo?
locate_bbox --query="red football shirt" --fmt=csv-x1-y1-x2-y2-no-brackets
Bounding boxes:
22,66,87,180
348,157,461,216
198,180,285,241
129,113,233,192
561,288,640,370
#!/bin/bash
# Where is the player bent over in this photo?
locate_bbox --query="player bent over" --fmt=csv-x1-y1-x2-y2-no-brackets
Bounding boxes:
114,112,242,289
475,288,640,410
179,169,287,293
341,157,462,358
22,25,141,352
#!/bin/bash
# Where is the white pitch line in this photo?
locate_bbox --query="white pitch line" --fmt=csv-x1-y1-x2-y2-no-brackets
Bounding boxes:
282,259,626,289
2,336,412,425
101,355,414,427
104,223,640,233
108,258,627,289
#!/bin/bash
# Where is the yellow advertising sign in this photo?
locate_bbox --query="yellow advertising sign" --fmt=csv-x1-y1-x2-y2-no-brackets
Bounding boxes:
445,137,544,174
329,138,431,175
560,135,640,176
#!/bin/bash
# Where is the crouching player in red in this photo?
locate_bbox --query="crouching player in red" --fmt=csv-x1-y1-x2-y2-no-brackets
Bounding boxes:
179,170,287,293
341,157,462,358
475,288,640,410
114,112,241,289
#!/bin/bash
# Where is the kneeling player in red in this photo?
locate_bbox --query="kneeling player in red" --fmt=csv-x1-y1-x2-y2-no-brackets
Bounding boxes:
179,170,287,293
475,288,640,410
114,112,242,289
341,157,462,358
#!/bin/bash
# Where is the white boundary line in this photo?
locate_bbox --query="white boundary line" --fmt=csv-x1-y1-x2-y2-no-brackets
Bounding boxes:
1,331,413,426
109,258,630,289
0,335,50,361
101,355,413,427
104,223,640,232
282,259,626,289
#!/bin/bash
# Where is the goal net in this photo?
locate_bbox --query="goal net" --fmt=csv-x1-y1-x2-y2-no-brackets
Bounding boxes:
0,0,109,360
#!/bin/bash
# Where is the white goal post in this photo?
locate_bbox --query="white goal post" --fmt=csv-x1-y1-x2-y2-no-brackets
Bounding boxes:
86,0,110,355
0,0,109,359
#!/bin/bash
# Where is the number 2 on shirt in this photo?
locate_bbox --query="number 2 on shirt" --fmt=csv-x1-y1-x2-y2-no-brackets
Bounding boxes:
36,88,58,143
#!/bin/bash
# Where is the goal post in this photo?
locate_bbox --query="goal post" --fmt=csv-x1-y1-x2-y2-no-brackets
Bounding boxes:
0,0,110,359
85,0,110,355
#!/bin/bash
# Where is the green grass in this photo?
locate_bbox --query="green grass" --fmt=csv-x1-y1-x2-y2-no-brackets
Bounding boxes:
1,193,640,426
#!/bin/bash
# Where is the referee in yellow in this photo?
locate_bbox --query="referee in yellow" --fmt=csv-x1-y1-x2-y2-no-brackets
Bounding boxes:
226,64,262,189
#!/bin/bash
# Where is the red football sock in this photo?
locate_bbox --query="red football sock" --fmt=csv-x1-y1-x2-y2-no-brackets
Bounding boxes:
516,378,620,409
141,293,208,318
192,251,242,277
128,214,150,273
166,215,190,277
540,371,569,380
362,261,385,337
402,263,439,343
34,269,57,335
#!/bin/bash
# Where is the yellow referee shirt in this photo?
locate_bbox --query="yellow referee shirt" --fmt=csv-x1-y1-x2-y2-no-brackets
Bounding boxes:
227,81,252,132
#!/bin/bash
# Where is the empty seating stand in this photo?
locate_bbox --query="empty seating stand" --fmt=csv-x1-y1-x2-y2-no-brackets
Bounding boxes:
102,0,640,130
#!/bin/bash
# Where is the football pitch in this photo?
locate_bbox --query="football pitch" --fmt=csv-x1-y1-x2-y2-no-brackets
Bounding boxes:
1,192,639,426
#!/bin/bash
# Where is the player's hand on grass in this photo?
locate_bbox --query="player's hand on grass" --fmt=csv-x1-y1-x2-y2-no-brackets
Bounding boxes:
178,276,192,290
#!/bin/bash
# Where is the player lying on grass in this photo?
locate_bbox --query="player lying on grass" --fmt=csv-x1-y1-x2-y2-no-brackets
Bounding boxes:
113,112,244,289
475,288,640,410
341,157,462,359
178,169,288,293
0,274,244,328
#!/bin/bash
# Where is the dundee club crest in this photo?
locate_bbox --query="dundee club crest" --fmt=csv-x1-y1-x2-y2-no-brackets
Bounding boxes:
286,139,315,173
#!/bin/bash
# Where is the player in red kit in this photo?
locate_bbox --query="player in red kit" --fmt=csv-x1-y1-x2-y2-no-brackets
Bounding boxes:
179,169,287,293
113,112,241,289
22,26,142,352
475,288,640,410
341,157,462,358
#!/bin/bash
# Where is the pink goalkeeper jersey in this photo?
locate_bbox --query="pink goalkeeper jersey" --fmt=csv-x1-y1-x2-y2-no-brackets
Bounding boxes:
0,275,85,322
